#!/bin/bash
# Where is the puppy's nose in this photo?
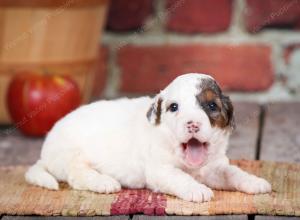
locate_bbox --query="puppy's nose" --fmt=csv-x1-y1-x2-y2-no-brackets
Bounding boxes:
187,121,200,133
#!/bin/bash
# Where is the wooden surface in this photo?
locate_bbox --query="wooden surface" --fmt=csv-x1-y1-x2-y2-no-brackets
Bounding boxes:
0,102,299,220
227,102,260,160
255,216,300,220
0,129,42,166
260,103,300,163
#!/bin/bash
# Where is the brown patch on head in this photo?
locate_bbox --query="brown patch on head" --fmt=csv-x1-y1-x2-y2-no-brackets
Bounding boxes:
146,97,163,125
196,78,235,129
155,98,163,125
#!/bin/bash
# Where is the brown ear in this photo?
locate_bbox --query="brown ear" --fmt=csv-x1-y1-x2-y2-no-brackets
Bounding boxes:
146,96,163,125
221,95,235,130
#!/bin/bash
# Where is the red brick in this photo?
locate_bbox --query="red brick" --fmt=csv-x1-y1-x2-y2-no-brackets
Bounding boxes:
92,46,108,98
166,0,232,33
118,44,274,93
245,0,300,32
296,19,300,29
106,0,153,31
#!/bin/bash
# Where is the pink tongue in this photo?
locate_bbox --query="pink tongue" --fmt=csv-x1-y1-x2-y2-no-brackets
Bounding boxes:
185,142,207,166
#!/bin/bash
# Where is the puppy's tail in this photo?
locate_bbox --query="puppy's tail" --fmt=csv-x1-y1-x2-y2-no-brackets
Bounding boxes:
25,160,59,190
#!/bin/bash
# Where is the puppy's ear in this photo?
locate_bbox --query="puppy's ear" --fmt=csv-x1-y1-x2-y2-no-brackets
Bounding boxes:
146,95,163,125
221,95,235,130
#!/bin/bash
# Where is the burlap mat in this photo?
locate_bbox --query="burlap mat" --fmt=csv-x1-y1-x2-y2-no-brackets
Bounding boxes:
0,160,299,216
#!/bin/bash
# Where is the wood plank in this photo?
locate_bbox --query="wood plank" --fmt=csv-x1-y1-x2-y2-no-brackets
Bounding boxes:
227,102,260,160
260,103,300,162
255,216,300,220
1,216,129,220
0,129,43,166
133,215,248,220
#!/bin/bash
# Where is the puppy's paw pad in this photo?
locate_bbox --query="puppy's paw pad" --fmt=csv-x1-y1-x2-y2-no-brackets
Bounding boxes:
177,182,214,203
238,176,272,194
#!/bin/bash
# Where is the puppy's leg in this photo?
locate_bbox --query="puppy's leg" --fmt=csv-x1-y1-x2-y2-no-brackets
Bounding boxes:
199,161,271,194
68,162,121,194
146,165,213,202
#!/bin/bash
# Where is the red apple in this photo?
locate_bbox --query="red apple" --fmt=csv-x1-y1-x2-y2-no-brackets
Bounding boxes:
7,73,81,136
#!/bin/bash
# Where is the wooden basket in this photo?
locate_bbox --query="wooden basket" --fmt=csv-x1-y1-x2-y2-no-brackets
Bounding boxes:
0,0,109,124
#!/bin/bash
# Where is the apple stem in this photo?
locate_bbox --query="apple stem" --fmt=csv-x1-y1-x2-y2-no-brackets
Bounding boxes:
43,69,51,76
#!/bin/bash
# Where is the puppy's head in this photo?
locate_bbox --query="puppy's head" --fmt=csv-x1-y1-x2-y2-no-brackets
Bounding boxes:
147,73,234,168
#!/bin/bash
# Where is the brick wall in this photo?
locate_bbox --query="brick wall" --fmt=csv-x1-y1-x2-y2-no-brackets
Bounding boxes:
95,0,300,101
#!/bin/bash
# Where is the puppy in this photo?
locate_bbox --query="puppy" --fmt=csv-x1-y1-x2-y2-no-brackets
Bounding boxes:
26,73,271,202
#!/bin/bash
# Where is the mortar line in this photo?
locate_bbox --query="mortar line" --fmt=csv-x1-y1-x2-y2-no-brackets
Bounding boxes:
248,214,256,220
255,104,267,160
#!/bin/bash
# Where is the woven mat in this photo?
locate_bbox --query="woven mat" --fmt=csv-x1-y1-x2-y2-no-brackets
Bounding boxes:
0,160,299,216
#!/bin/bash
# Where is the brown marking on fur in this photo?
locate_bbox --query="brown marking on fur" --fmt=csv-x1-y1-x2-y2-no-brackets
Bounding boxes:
155,98,163,125
146,97,163,125
196,78,235,129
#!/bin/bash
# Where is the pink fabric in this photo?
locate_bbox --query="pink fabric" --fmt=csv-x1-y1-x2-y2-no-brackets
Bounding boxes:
111,189,167,215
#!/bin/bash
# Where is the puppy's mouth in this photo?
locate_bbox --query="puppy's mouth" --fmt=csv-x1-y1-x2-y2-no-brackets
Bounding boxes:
181,138,209,167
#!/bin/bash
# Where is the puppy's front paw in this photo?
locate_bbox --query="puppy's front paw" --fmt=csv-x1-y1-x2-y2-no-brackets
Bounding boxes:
89,175,122,194
237,175,272,194
176,181,214,203
69,172,121,194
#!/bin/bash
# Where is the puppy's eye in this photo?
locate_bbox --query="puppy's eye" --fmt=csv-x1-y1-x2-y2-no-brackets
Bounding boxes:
208,101,218,111
169,103,178,112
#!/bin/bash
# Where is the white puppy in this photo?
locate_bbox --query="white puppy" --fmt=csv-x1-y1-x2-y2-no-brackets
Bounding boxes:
26,73,271,202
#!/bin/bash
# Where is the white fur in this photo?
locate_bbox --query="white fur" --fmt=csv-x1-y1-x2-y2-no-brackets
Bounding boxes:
26,73,271,202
